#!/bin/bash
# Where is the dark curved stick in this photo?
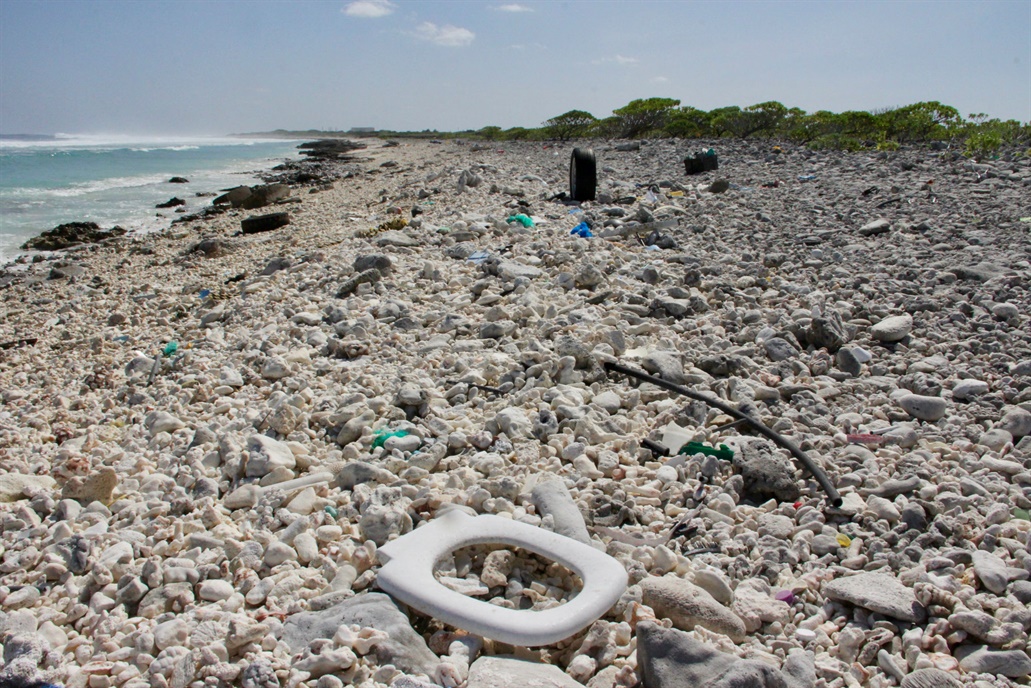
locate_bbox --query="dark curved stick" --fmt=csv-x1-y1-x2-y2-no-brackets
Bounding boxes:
604,360,842,507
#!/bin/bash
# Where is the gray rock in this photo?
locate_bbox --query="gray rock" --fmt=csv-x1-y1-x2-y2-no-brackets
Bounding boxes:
951,262,1004,282
354,254,392,274
468,656,585,688
245,434,296,478
640,576,746,640
835,347,863,376
261,256,292,275
823,572,925,623
764,337,797,362
732,440,800,502
636,621,815,688
871,314,913,342
697,354,744,377
971,550,1027,594
955,645,1031,678
999,408,1031,438
808,311,851,351
1009,580,1031,604
0,474,56,503
900,668,963,688
282,593,438,676
487,407,532,439
531,478,590,544
952,379,989,400
979,428,1013,451
992,302,1019,319
859,218,891,236
899,394,947,422
642,352,685,384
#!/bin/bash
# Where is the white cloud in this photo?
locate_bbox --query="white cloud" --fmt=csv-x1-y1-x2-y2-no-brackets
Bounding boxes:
592,54,639,65
343,0,395,18
412,22,475,47
496,3,533,11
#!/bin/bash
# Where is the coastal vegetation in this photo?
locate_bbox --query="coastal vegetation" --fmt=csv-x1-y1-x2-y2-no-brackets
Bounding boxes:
291,99,1029,162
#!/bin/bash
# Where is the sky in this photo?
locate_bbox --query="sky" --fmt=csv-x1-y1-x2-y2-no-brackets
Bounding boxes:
1,0,1028,136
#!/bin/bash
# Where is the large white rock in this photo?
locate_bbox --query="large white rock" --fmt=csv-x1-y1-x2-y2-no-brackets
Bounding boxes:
871,314,913,342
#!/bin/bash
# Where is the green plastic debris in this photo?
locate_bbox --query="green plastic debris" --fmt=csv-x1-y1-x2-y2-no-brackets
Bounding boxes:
324,505,339,518
506,214,535,228
677,441,734,461
1015,508,1030,521
162,341,179,357
372,428,410,449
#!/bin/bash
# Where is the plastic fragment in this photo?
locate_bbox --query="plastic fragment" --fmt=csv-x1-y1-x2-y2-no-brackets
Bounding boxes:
372,428,410,449
836,533,852,547
774,590,795,604
677,441,734,461
324,505,339,518
798,174,817,182
506,213,534,228
163,341,179,357
467,250,489,264
199,289,211,299
1014,508,1030,521
570,222,593,238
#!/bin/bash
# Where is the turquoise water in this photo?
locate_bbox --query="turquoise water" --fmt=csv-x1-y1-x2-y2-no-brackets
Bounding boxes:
0,136,301,261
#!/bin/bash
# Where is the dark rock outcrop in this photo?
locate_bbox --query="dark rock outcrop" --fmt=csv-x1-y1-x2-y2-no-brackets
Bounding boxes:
21,222,127,251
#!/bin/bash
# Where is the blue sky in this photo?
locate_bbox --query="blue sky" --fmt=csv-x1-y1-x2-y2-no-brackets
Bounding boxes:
1,0,1028,135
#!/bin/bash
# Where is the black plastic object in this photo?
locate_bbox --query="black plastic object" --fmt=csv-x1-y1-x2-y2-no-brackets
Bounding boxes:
570,148,597,202
604,360,842,507
241,212,290,235
684,150,719,175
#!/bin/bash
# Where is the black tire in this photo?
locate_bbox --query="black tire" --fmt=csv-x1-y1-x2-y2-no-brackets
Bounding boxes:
241,212,290,234
570,148,597,202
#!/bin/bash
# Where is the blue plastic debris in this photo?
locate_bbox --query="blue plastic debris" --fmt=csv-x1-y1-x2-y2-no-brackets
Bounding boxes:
467,250,489,264
570,222,593,238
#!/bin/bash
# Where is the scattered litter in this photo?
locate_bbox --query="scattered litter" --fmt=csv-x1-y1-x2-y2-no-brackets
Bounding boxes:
835,533,852,547
1014,508,1030,521
371,428,410,449
669,190,685,197
376,509,627,646
162,341,178,357
324,505,339,518
198,289,211,299
467,250,490,264
0,337,37,350
798,174,817,182
570,222,593,238
678,441,734,461
684,149,718,175
506,213,535,228
775,590,795,604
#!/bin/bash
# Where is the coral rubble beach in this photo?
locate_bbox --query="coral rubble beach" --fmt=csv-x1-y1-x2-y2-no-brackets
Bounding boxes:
1,138,1030,687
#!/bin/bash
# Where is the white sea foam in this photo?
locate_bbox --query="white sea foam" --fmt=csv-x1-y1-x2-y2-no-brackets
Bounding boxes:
0,134,280,150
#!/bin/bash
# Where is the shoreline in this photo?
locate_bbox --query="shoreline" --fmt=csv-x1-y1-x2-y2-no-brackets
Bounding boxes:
0,138,304,267
1,138,1030,687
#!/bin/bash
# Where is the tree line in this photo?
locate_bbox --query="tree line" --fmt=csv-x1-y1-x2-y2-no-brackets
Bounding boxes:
379,99,1029,160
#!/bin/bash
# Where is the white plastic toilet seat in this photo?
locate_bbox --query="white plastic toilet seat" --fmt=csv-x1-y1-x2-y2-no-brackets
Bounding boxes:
377,509,628,646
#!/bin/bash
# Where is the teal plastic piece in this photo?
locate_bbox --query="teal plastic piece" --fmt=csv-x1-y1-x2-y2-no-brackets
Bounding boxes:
372,428,410,449
506,214,534,228
677,441,734,461
324,505,339,518
163,341,179,357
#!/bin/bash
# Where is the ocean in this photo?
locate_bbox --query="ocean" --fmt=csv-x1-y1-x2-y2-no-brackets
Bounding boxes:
0,135,302,263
